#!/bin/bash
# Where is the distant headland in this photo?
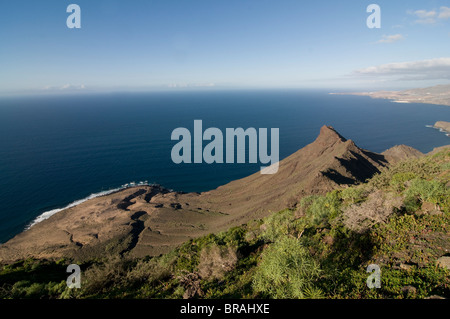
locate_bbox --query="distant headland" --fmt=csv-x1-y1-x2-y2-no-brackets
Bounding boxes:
331,84,450,107
433,121,450,136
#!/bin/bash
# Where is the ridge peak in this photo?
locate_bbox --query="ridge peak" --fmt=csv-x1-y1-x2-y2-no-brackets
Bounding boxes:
315,125,347,144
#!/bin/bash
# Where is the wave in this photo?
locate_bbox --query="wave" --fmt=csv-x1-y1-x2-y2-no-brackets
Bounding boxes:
26,181,152,229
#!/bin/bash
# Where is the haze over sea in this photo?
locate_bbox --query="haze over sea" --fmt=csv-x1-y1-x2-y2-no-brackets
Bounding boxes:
0,90,449,243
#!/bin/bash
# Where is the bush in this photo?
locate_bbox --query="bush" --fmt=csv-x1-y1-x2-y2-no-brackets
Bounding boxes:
252,237,322,299
198,245,238,280
342,191,402,233
9,280,66,299
81,256,134,295
405,178,448,210
403,196,421,214
301,192,341,226
126,258,173,287
389,172,417,193
341,187,368,205
260,209,298,242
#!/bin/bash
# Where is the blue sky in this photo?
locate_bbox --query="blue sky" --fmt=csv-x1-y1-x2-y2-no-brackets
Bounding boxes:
1,0,450,95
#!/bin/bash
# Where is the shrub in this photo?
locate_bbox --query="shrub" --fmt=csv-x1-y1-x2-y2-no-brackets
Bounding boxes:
126,258,172,287
389,172,417,193
342,191,402,233
403,196,421,214
260,209,298,242
252,237,322,299
301,192,341,226
198,245,238,280
341,187,368,205
8,280,66,299
405,178,448,210
81,256,134,295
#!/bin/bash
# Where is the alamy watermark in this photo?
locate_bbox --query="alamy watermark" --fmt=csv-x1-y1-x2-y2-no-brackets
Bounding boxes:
366,264,381,289
367,4,381,29
65,4,380,30
66,264,81,288
66,4,81,29
171,120,279,174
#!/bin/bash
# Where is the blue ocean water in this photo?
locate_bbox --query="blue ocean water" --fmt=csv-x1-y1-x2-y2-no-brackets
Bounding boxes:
0,90,449,243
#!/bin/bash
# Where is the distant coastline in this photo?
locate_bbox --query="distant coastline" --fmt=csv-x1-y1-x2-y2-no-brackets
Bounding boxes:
330,84,450,107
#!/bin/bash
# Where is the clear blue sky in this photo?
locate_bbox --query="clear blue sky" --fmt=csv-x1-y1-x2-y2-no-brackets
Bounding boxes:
1,0,450,95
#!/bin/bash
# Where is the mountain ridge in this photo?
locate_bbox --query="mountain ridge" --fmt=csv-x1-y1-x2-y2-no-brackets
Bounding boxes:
0,125,423,262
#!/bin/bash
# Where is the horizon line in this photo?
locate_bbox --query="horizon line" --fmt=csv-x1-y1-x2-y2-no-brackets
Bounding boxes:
0,84,440,99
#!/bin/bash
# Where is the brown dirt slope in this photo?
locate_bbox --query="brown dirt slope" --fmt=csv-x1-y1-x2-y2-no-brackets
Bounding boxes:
0,126,391,262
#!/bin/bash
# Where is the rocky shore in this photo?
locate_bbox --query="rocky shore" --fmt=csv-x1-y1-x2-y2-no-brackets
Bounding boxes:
434,121,450,134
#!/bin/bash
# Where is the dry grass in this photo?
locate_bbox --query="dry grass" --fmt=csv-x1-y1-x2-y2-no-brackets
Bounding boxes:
198,245,238,280
342,191,403,233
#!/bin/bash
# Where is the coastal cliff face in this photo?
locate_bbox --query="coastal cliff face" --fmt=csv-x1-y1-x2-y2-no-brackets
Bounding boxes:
0,126,421,263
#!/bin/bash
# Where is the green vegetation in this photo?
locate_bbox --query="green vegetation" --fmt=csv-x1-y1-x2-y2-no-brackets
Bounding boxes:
1,148,449,299
252,237,322,299
301,190,342,226
405,178,448,210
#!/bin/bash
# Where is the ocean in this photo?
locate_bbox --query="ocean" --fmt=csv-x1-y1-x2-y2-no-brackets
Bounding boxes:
0,89,449,243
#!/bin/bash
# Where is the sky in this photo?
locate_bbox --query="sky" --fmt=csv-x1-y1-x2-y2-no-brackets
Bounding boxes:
1,0,450,95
